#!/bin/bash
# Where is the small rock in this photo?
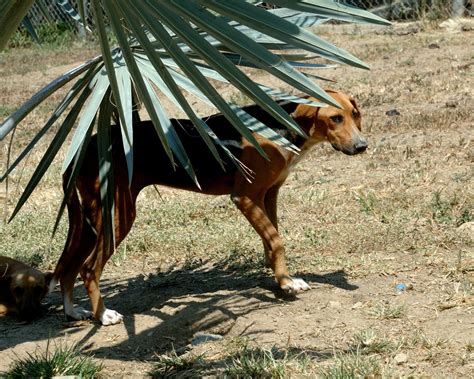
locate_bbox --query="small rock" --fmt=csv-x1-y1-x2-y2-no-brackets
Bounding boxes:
458,222,474,241
445,100,458,108
428,43,440,49
440,18,474,33
386,109,401,117
394,352,408,365
191,333,223,346
461,22,474,32
328,301,342,308
440,18,462,33
352,301,363,310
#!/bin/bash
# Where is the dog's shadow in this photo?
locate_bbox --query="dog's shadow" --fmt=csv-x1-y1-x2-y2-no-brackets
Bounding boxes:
0,259,357,361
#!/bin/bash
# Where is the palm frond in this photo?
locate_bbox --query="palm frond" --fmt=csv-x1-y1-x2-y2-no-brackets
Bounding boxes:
0,0,389,236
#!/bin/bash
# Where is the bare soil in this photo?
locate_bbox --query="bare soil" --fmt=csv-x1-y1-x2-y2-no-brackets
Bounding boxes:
0,21,473,377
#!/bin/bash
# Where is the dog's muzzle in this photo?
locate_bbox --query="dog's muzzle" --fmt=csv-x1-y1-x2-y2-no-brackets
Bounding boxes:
332,138,367,155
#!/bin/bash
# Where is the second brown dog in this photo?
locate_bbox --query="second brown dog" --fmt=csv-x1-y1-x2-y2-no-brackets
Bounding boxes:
0,256,52,321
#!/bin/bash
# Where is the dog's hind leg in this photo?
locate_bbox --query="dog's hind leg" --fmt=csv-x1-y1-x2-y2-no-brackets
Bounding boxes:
79,188,136,325
53,187,98,321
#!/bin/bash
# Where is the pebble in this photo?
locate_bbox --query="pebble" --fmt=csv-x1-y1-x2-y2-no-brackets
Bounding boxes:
191,333,223,346
394,352,408,365
386,109,401,116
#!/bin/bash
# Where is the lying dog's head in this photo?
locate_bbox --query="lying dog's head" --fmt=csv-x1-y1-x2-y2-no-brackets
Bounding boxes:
0,257,52,321
292,90,367,155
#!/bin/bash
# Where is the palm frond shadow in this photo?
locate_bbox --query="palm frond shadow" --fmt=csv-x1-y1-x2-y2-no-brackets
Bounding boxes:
0,255,357,361
76,258,357,360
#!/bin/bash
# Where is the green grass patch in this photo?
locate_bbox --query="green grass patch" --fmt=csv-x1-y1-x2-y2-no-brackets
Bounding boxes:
0,209,67,269
224,346,289,378
150,339,311,378
369,302,405,320
8,22,76,49
151,350,206,378
355,191,378,216
350,329,401,355
318,352,388,379
3,342,103,379
431,190,473,226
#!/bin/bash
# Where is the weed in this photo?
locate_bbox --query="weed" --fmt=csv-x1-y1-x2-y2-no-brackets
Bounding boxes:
408,330,448,352
151,350,206,378
8,22,76,49
350,329,400,355
318,352,388,379
304,227,327,246
221,338,311,378
466,342,474,352
431,191,473,226
23,251,44,268
421,336,447,350
4,342,102,379
0,105,16,118
150,341,310,378
369,302,405,319
355,191,378,216
224,346,287,379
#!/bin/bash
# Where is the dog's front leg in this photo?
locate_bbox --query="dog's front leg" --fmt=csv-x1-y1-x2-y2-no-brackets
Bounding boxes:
262,186,280,267
232,194,310,294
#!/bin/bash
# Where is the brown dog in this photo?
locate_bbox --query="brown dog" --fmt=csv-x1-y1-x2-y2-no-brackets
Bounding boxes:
0,256,52,321
50,89,367,325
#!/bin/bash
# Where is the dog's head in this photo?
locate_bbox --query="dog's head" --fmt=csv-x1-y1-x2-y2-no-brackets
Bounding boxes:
292,90,367,155
1,269,52,321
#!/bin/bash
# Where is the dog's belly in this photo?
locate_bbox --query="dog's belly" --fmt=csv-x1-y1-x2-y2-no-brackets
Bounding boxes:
135,160,236,196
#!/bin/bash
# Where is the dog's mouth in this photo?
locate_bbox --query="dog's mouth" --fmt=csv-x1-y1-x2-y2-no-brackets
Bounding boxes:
331,141,367,155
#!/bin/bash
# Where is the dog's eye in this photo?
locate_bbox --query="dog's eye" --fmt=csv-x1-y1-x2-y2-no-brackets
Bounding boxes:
13,287,24,297
330,115,344,124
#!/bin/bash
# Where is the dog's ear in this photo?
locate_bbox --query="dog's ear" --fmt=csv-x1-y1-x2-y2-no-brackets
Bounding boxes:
291,103,320,135
350,97,361,115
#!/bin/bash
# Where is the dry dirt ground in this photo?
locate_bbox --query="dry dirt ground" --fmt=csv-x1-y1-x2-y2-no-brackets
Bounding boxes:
0,21,473,377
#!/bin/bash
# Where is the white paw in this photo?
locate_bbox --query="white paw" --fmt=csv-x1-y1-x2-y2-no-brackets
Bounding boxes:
67,307,94,321
281,277,311,294
100,309,123,326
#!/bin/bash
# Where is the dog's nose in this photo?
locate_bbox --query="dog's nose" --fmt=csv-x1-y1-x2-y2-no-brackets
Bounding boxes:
354,140,367,153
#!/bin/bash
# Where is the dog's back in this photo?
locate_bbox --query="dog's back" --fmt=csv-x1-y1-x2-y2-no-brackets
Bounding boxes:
77,101,300,196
